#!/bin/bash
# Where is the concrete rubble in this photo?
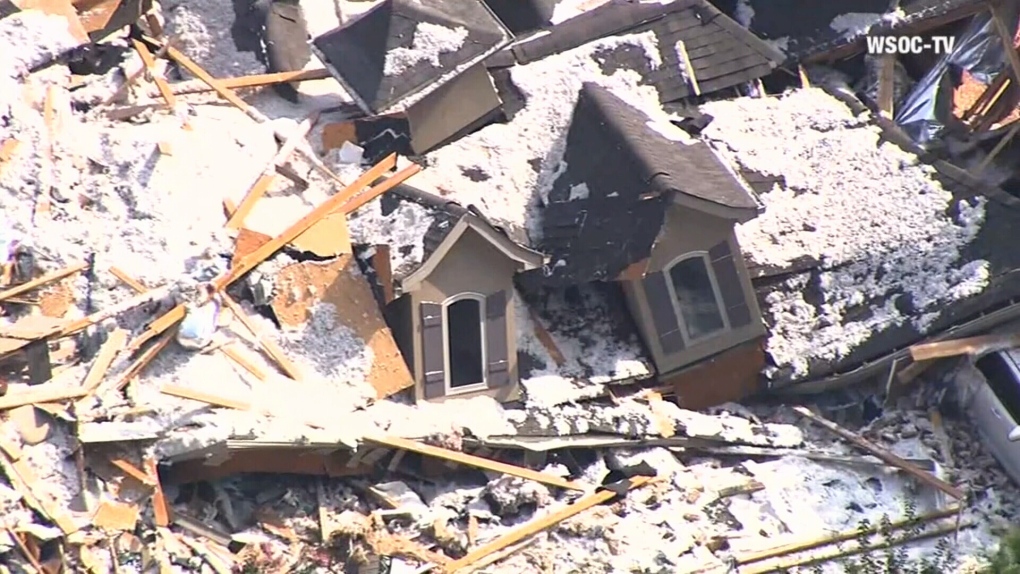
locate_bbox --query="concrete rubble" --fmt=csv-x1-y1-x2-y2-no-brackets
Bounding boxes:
1,1,1020,573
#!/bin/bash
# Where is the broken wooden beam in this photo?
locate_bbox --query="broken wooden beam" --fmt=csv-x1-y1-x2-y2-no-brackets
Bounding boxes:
79,328,127,393
160,383,251,411
0,384,87,411
220,293,302,380
225,111,319,230
0,261,87,303
153,37,267,123
443,476,655,573
212,155,408,291
735,505,959,566
876,54,896,117
151,69,333,97
145,456,171,527
909,332,1020,361
792,406,964,499
109,457,156,486
130,38,176,109
101,39,172,106
362,434,587,492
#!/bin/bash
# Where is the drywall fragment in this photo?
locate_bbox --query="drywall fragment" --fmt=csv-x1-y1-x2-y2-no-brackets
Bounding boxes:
337,141,364,165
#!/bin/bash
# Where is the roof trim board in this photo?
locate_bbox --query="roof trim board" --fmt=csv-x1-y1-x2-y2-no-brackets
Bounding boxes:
671,190,759,222
401,214,547,292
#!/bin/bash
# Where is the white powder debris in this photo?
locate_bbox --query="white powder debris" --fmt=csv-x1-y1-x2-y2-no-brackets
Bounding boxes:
734,0,755,27
347,197,436,278
830,12,883,36
701,89,988,375
766,36,790,55
383,22,470,76
0,10,83,79
274,302,376,395
567,182,590,201
415,31,678,240
163,0,262,78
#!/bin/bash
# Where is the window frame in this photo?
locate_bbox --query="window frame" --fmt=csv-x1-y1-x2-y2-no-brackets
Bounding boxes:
663,251,731,345
441,292,488,395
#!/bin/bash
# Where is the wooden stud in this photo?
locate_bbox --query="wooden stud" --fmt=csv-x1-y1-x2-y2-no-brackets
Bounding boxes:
909,332,1020,361
101,40,172,107
145,456,170,527
0,385,88,411
220,344,268,382
798,64,811,88
221,293,303,380
371,245,395,304
109,457,156,486
225,112,319,230
159,69,332,96
877,54,896,117
443,477,654,572
213,155,405,291
792,406,964,499
675,40,700,96
130,38,176,109
362,434,588,492
527,308,566,367
108,266,147,293
0,261,87,303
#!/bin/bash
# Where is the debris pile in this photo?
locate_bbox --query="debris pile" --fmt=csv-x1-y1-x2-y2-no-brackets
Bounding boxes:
4,0,1020,572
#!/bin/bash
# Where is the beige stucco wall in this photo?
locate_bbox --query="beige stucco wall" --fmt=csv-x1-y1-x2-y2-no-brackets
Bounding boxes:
408,228,521,403
625,205,766,375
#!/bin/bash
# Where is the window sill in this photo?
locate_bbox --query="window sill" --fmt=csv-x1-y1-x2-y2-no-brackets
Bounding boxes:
445,382,489,396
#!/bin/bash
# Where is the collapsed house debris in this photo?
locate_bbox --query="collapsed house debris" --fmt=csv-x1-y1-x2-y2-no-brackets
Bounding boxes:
5,0,1020,572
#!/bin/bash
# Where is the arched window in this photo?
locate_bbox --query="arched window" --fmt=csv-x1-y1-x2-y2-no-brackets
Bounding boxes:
665,252,728,343
442,293,487,390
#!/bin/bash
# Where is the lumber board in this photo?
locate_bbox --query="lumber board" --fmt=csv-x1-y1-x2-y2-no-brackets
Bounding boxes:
145,456,171,527
221,294,302,380
0,261,86,303
909,332,1020,361
162,69,333,96
0,385,87,411
213,155,405,291
80,328,127,392
225,112,318,230
443,477,654,572
792,406,964,499
130,38,176,109
109,457,156,485
363,435,587,492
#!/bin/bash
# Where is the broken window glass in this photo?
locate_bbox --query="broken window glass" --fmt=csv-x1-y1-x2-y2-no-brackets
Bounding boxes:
668,256,725,341
446,297,485,388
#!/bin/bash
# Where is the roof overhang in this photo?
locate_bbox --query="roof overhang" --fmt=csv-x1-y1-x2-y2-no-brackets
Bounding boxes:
672,192,760,223
400,214,548,293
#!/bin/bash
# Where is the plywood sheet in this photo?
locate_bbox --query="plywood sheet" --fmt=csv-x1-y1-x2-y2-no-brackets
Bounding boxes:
271,257,413,398
13,0,89,42
292,211,351,258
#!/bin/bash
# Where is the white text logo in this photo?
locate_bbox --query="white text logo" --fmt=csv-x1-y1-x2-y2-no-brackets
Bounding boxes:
865,35,956,55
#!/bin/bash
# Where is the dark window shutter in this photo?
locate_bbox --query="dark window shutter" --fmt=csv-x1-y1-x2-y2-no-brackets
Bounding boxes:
709,240,752,328
420,302,445,399
643,271,685,354
485,290,511,388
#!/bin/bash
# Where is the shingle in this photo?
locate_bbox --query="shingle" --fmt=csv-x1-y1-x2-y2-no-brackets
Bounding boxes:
520,83,757,288
312,0,512,114
506,0,782,103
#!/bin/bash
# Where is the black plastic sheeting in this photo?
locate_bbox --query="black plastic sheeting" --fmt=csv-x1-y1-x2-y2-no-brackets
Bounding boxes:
895,1,1020,145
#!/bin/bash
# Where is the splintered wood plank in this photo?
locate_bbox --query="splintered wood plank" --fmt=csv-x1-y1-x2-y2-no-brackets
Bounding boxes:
0,261,87,303
166,69,333,96
363,435,587,492
0,385,87,411
105,331,173,393
231,228,272,267
160,383,251,411
155,38,266,123
108,266,147,292
145,456,170,527
792,406,964,499
109,457,156,486
443,477,654,573
909,332,1020,361
131,38,176,109
220,343,267,382
221,294,302,380
80,329,127,392
226,112,318,230
0,434,79,534
213,154,405,291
